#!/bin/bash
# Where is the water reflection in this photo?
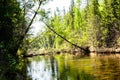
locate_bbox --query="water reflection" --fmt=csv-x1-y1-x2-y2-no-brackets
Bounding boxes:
93,56,120,80
27,54,120,80
27,56,58,80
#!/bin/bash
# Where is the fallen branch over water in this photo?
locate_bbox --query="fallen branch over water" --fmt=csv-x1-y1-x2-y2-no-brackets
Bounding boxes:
24,48,90,57
24,47,120,57
43,21,90,54
23,53,46,57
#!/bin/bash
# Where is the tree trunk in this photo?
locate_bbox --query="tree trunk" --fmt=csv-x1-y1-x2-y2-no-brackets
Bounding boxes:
43,22,90,54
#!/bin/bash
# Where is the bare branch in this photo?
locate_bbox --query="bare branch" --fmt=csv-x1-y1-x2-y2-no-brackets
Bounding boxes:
16,0,43,52
25,0,42,34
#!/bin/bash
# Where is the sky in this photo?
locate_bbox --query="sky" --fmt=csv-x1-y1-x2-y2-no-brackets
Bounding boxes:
31,0,71,36
44,0,71,15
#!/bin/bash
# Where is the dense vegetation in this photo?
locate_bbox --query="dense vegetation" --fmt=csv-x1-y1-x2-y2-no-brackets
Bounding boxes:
0,0,50,79
0,0,26,79
0,0,120,79
30,0,120,50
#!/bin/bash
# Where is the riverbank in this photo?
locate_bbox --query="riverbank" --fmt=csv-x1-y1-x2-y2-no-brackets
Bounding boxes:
25,46,120,57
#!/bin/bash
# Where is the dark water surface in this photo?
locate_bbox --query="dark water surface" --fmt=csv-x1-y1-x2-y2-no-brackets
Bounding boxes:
26,54,120,80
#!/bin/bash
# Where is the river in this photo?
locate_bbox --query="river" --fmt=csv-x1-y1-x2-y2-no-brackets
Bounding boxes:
26,53,120,80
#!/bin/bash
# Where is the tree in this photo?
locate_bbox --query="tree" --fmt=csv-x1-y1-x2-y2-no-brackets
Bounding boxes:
0,0,26,79
101,0,120,47
29,0,120,54
0,0,49,79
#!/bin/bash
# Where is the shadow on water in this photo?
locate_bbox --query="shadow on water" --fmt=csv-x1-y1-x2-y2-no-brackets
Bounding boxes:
26,53,120,80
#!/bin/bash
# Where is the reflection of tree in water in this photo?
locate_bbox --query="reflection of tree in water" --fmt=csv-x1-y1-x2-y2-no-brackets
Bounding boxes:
27,55,120,80
27,56,59,80
50,56,60,80
59,60,69,80
56,56,95,80
68,67,95,80
94,56,120,80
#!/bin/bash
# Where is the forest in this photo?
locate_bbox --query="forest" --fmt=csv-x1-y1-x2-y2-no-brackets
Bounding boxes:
30,0,120,53
0,0,120,80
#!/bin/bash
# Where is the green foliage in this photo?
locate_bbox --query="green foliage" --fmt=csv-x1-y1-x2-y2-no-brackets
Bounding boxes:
0,0,27,79
0,0,55,79
31,0,120,50
0,0,52,79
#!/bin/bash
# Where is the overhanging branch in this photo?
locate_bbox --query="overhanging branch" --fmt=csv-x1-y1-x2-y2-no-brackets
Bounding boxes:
16,0,43,52
43,21,86,51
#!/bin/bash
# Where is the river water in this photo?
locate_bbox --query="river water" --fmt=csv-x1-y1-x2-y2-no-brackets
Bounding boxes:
26,53,120,80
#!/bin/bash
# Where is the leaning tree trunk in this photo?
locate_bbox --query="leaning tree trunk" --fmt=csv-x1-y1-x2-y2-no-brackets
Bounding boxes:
43,22,90,54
